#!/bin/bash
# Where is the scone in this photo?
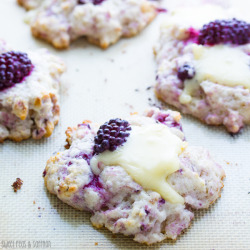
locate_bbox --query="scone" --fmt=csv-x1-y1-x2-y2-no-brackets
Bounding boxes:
18,0,160,49
0,40,66,142
154,5,250,133
17,0,42,10
43,108,225,244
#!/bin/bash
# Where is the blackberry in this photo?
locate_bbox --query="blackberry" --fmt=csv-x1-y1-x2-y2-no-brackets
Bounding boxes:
177,64,196,81
198,18,250,45
94,118,131,154
0,51,33,91
78,0,105,5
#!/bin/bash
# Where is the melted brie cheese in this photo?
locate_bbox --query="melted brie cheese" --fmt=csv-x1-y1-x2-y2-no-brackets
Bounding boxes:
91,124,186,204
180,44,250,104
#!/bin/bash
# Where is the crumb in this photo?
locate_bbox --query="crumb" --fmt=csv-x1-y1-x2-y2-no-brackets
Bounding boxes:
43,170,47,177
12,178,23,192
95,242,98,246
147,97,163,109
33,201,36,204
146,86,153,91
122,50,126,54
38,207,41,210
135,89,139,92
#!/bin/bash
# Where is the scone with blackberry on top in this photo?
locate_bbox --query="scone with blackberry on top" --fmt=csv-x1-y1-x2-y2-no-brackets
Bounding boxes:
0,40,65,142
154,5,250,133
18,0,160,49
43,108,225,244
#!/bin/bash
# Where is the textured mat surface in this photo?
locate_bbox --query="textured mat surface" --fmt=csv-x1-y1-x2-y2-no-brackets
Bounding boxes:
0,0,249,249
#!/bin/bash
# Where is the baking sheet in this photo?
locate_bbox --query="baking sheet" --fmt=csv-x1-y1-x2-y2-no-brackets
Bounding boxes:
0,0,250,249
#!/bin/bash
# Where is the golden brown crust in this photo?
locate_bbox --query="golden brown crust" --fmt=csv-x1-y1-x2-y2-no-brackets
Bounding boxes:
31,20,158,50
17,0,35,10
87,37,110,50
8,134,30,143
34,97,42,108
65,127,75,148
31,28,70,50
44,121,55,138
208,174,225,206
17,0,25,8
44,154,60,189
28,3,157,50
1,92,60,143
12,100,29,120
65,120,92,148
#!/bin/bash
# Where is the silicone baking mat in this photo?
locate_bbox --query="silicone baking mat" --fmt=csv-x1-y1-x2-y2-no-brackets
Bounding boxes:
0,0,249,249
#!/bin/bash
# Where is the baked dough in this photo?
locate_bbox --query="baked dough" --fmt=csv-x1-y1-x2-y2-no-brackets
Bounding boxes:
44,108,225,244
18,0,160,49
0,40,66,142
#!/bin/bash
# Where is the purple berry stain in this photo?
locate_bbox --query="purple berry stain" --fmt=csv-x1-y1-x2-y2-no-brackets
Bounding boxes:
76,152,92,165
94,118,131,154
159,198,165,204
83,175,103,191
156,113,183,131
198,18,250,45
156,8,167,13
185,27,199,44
0,51,33,91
